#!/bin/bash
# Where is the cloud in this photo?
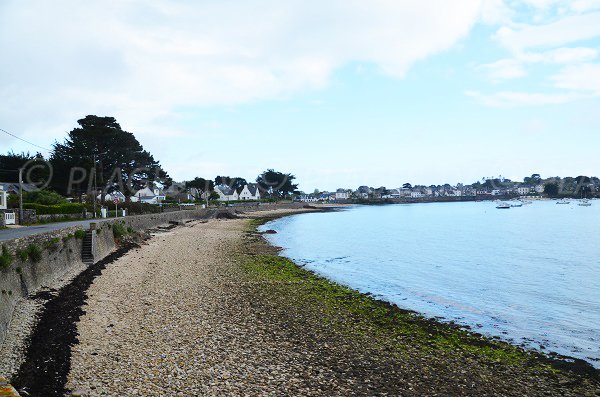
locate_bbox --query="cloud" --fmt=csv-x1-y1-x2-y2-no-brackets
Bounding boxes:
0,0,482,146
478,47,598,81
479,0,515,24
477,59,527,80
570,0,600,12
523,47,599,63
494,12,600,52
465,90,582,107
551,63,600,94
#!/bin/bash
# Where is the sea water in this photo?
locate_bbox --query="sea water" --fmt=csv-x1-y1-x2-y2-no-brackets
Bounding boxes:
260,201,600,367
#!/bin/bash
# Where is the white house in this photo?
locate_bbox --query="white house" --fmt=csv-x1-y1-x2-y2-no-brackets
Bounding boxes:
97,190,126,203
298,195,318,202
534,184,545,193
133,187,166,204
386,189,401,199
335,189,349,200
517,186,531,195
238,184,261,200
215,185,239,201
410,191,423,198
0,185,6,210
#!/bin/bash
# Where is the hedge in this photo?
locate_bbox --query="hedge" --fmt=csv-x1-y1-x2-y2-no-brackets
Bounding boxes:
22,203,86,215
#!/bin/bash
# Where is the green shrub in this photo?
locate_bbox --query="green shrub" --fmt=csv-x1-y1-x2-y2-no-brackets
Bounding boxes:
112,222,127,239
45,237,61,251
74,229,87,239
0,245,14,270
26,244,42,262
16,249,28,262
22,202,85,215
21,190,67,205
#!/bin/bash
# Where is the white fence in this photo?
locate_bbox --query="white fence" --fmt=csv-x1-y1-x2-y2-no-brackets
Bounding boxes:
4,212,16,225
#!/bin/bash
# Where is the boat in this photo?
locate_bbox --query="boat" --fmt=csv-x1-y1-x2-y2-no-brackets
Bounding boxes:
578,199,592,207
556,199,570,205
510,201,523,207
496,202,510,209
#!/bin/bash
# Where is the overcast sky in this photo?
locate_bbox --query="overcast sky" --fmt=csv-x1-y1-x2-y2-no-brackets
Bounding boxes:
2,0,600,191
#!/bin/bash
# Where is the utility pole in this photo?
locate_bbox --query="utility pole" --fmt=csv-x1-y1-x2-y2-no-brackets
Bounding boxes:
18,168,23,224
93,153,98,218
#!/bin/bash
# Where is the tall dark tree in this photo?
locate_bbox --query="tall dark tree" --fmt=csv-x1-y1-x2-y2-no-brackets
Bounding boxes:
214,176,247,191
50,115,170,198
256,169,298,198
524,173,542,185
0,151,49,185
402,183,412,189
186,177,214,200
544,182,559,197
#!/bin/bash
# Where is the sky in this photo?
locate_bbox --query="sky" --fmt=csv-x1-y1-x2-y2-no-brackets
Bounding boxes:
1,0,600,192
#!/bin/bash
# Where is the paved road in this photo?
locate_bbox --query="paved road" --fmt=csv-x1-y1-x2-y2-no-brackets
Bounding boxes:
0,219,110,242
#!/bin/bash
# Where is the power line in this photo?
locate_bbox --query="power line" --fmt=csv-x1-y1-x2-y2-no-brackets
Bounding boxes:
0,127,52,152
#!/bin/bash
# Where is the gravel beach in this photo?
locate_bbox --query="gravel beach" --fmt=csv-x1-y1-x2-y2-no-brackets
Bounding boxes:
63,210,599,396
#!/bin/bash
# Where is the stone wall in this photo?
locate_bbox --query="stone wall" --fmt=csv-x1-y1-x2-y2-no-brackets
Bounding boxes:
0,226,114,345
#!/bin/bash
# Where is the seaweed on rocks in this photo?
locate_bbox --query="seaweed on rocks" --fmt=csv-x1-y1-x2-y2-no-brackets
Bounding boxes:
11,242,140,397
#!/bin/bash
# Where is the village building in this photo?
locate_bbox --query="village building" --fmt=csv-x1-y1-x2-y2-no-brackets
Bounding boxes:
133,187,166,204
335,188,350,200
238,184,261,200
215,185,239,201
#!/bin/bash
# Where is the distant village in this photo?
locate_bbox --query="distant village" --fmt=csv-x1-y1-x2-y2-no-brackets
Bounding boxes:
295,174,600,203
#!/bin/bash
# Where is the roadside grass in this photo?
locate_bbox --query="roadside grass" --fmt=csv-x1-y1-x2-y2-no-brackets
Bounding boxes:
242,217,558,374
0,245,14,270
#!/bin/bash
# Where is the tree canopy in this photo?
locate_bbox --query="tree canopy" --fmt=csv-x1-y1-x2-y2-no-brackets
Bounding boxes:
185,177,214,200
214,176,247,191
50,115,170,197
543,182,559,197
256,169,298,198
0,151,49,185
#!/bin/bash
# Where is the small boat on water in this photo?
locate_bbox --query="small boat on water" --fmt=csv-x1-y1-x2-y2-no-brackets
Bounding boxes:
578,199,592,207
496,202,510,209
556,199,570,205
510,201,523,207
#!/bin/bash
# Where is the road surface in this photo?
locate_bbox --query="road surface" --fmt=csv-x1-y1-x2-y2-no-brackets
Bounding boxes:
0,219,110,242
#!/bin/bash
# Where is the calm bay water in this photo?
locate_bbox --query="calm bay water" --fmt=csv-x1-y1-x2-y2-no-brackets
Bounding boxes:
260,201,600,367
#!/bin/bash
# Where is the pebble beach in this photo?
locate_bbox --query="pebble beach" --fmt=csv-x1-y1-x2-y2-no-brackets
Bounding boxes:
31,209,597,396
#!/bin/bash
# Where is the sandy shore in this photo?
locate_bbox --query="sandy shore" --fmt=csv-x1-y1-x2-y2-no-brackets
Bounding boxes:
62,209,598,396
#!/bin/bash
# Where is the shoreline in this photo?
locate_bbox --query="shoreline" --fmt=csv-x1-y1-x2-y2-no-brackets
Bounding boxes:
255,207,600,372
251,213,600,377
6,207,598,396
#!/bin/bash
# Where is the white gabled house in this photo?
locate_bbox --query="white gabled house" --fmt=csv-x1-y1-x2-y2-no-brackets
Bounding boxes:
215,185,239,201
133,187,166,204
238,184,261,200
97,190,126,203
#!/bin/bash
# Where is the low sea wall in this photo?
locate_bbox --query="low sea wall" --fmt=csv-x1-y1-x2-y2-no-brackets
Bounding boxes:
0,226,115,346
0,201,305,347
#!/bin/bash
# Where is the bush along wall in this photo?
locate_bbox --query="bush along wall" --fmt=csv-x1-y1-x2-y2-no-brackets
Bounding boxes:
22,203,86,215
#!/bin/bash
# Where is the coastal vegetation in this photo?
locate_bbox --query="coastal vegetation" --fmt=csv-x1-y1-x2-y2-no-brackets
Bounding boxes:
0,245,13,270
239,216,598,393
